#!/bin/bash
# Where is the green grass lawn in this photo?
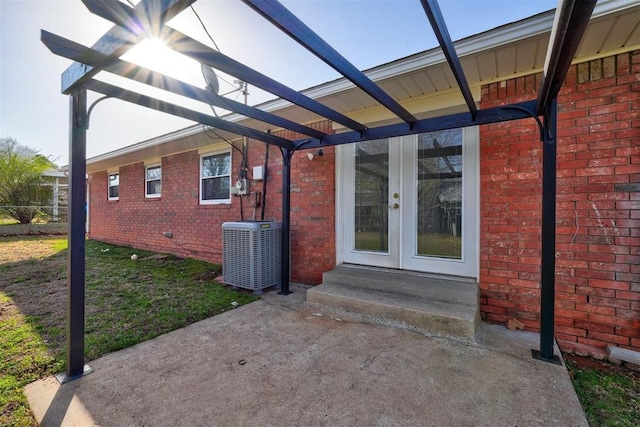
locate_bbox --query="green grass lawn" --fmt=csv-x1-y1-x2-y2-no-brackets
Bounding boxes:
0,236,257,426
566,358,640,426
355,231,461,258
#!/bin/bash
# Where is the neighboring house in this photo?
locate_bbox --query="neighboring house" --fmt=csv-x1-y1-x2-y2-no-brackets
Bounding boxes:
85,4,639,355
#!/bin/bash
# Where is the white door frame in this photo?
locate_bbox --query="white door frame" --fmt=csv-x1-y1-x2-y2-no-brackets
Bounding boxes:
336,128,479,278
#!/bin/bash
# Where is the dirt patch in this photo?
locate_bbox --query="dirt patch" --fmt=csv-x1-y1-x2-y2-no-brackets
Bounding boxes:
193,267,223,282
0,223,67,237
565,354,640,382
0,237,68,353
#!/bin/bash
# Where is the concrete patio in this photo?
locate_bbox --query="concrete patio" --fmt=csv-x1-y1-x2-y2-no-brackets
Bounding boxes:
26,284,587,426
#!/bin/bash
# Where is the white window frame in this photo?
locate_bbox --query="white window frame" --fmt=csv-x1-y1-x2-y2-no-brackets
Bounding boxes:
200,149,232,205
145,164,162,198
108,171,119,201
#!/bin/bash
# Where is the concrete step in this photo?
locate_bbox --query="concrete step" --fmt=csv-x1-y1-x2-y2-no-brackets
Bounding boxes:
307,264,480,341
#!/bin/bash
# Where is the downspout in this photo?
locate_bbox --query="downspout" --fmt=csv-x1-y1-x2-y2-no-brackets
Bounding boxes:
260,141,269,221
240,83,249,221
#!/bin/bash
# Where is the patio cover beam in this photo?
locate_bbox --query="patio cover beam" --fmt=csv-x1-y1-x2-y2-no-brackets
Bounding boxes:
84,80,294,150
62,0,195,93
536,0,597,115
44,25,539,151
241,0,417,125
41,31,327,140
420,0,477,118
293,99,538,149
81,0,367,133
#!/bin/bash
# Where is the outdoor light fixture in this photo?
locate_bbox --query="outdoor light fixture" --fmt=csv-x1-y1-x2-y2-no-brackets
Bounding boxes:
306,149,324,161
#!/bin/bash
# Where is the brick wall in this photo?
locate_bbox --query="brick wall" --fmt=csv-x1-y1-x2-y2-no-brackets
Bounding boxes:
89,120,335,285
479,51,640,353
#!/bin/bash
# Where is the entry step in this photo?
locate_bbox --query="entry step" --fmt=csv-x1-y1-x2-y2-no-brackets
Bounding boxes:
307,265,479,341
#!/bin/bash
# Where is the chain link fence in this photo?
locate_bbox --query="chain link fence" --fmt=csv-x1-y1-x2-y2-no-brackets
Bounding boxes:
0,205,69,236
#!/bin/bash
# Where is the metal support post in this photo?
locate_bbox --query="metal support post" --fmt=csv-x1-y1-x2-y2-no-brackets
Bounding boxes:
533,97,561,365
279,148,293,295
59,87,92,382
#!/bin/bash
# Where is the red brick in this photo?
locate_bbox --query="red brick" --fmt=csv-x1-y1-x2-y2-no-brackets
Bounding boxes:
577,337,612,349
575,303,616,316
576,252,616,263
486,298,516,309
616,327,640,338
587,313,630,327
588,174,631,184
575,167,615,177
616,308,640,319
557,339,609,358
589,103,629,116
556,325,587,337
588,244,629,254
615,291,640,301
486,313,509,323
589,296,630,309
617,74,640,85
575,96,615,109
574,320,615,334
589,262,630,273
587,331,630,346
557,308,588,320
588,279,630,290
616,200,640,210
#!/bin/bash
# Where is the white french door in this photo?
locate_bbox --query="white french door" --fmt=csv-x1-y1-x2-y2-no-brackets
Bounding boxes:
337,128,478,278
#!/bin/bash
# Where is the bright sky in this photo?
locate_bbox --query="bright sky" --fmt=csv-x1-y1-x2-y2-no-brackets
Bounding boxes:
0,0,557,166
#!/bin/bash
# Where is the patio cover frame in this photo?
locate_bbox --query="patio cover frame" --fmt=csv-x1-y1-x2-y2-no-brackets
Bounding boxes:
41,0,596,381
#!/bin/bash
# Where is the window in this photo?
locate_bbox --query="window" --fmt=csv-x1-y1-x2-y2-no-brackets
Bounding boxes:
145,165,161,198
108,172,119,200
200,151,231,204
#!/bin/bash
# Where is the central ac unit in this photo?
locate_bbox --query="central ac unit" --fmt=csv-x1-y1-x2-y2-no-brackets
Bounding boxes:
222,221,282,294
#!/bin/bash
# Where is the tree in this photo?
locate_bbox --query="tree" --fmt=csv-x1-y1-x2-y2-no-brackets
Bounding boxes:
0,137,57,223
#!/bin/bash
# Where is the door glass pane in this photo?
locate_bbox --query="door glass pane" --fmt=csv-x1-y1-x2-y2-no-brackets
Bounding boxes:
354,139,389,252
416,130,462,259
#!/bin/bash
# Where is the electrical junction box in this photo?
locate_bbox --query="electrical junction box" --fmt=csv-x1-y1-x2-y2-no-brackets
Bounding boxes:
253,165,265,181
222,221,282,294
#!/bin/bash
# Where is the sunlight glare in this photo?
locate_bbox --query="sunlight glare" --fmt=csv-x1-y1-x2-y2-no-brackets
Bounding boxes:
122,38,201,84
